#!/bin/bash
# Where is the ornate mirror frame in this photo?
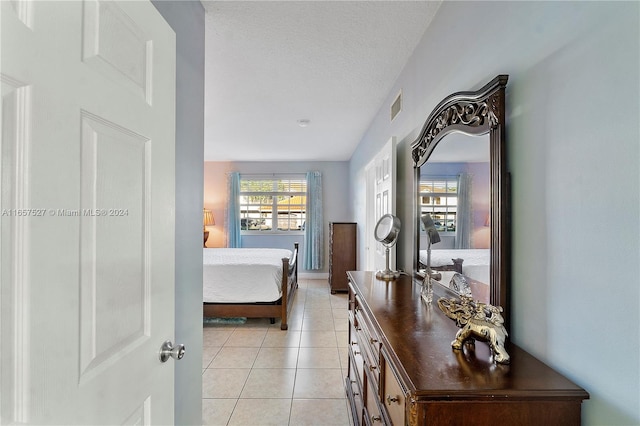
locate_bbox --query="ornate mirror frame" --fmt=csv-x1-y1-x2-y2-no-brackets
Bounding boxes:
411,75,510,327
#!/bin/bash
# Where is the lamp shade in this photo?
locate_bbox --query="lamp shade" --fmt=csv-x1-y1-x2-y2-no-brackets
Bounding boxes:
203,209,215,227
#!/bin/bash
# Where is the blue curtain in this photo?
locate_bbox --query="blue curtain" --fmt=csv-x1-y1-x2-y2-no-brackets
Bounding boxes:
455,173,472,249
226,172,242,248
304,171,323,270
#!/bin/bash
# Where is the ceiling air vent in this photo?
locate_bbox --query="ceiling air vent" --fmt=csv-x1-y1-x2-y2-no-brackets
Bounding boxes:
391,90,402,122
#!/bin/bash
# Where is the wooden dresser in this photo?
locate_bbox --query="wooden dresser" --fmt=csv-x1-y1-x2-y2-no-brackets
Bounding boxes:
328,222,356,293
345,271,589,426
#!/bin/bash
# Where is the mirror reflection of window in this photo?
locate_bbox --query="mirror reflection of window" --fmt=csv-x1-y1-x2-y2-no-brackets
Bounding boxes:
419,177,458,233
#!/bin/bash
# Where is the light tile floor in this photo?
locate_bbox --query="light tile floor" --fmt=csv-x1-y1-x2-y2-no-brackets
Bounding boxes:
202,279,352,426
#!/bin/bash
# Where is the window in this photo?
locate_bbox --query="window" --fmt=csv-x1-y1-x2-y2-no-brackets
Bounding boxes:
239,176,307,233
419,177,458,233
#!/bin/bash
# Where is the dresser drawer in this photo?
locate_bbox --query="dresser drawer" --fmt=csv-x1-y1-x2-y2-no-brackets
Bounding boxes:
345,372,364,425
354,296,381,358
365,376,384,425
382,360,406,425
348,283,356,310
354,306,381,389
349,323,365,387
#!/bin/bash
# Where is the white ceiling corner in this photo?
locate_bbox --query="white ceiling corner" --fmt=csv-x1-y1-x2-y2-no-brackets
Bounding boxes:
202,1,442,162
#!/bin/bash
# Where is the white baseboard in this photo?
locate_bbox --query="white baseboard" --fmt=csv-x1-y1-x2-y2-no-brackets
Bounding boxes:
299,272,329,280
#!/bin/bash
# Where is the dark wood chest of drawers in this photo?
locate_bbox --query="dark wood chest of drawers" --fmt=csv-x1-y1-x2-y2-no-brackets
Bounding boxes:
328,222,356,293
345,271,589,426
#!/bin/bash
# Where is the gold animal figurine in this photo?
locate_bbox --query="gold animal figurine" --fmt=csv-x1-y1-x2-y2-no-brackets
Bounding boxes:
437,296,510,364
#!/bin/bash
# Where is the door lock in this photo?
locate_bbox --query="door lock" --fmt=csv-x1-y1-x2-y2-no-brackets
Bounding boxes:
159,340,185,362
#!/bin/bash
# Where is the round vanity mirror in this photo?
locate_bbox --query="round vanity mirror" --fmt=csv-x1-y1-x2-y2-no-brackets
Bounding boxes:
374,214,400,245
374,214,401,280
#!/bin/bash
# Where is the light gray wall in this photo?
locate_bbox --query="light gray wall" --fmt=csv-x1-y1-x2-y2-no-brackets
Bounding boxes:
151,2,205,425
349,2,639,424
208,161,350,275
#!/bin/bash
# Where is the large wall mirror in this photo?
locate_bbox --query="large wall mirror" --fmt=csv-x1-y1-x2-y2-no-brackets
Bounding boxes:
412,75,510,326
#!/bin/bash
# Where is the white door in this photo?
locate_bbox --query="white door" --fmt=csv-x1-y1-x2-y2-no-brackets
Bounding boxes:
365,137,396,272
364,161,376,270
1,1,176,424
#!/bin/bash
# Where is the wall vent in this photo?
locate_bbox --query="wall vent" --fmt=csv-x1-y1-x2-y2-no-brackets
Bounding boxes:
391,90,402,121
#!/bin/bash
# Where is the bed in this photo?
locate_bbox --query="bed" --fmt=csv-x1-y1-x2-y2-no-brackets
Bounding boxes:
420,248,490,285
202,243,298,330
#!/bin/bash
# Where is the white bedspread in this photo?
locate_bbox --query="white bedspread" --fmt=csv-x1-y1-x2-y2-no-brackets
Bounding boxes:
203,248,292,303
420,249,490,284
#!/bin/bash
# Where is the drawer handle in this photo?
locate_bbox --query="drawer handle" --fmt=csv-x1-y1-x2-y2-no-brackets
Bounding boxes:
370,337,378,344
386,394,400,405
371,415,382,423
369,365,377,371
354,351,361,355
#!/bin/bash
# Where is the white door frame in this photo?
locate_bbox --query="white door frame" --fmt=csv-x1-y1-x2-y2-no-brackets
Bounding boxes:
365,160,376,270
365,137,396,271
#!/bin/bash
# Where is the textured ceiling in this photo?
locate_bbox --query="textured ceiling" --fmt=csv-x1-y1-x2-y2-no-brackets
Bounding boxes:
202,1,442,162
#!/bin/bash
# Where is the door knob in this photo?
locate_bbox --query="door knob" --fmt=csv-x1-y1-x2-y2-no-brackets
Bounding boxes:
160,340,185,362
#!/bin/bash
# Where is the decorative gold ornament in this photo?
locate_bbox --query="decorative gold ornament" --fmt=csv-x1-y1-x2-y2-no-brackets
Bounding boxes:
437,296,510,364
408,396,418,426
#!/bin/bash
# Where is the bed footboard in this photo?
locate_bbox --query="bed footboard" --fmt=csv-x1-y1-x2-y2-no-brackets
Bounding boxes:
432,258,463,274
420,257,464,274
279,242,299,330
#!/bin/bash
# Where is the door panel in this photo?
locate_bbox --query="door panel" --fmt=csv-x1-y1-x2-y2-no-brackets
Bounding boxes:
79,112,151,383
0,69,32,426
82,0,153,103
